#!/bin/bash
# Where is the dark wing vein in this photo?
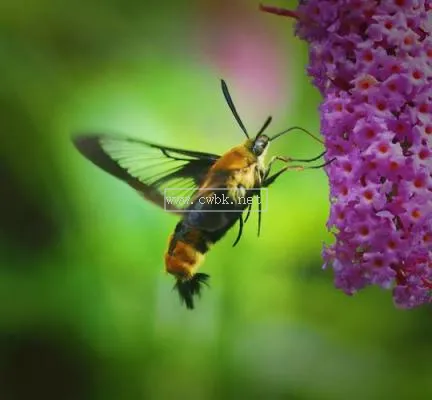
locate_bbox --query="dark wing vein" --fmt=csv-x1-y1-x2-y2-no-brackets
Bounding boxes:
73,134,220,213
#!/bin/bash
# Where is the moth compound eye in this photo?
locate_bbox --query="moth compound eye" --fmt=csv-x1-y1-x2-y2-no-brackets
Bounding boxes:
253,136,269,156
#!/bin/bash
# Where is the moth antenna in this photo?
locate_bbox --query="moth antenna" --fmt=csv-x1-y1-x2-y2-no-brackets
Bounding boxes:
221,79,249,139
256,116,273,138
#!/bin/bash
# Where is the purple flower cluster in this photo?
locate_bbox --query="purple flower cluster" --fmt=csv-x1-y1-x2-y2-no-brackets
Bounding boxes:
262,0,432,308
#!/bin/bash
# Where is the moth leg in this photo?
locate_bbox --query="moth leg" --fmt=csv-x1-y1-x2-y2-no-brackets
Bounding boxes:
232,212,244,247
257,189,262,237
263,165,305,187
264,155,334,187
244,202,252,223
264,155,290,180
264,151,327,180
288,151,327,163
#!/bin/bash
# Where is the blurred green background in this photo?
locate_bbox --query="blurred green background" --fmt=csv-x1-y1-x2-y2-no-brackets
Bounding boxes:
1,0,431,399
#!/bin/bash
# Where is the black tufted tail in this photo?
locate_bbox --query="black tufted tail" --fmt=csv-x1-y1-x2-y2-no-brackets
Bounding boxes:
173,273,210,310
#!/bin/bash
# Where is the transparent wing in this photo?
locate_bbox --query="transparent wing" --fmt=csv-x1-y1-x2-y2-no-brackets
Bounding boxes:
73,134,220,213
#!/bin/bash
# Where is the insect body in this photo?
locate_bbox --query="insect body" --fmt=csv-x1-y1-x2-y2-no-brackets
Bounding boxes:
166,136,267,307
74,80,328,309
